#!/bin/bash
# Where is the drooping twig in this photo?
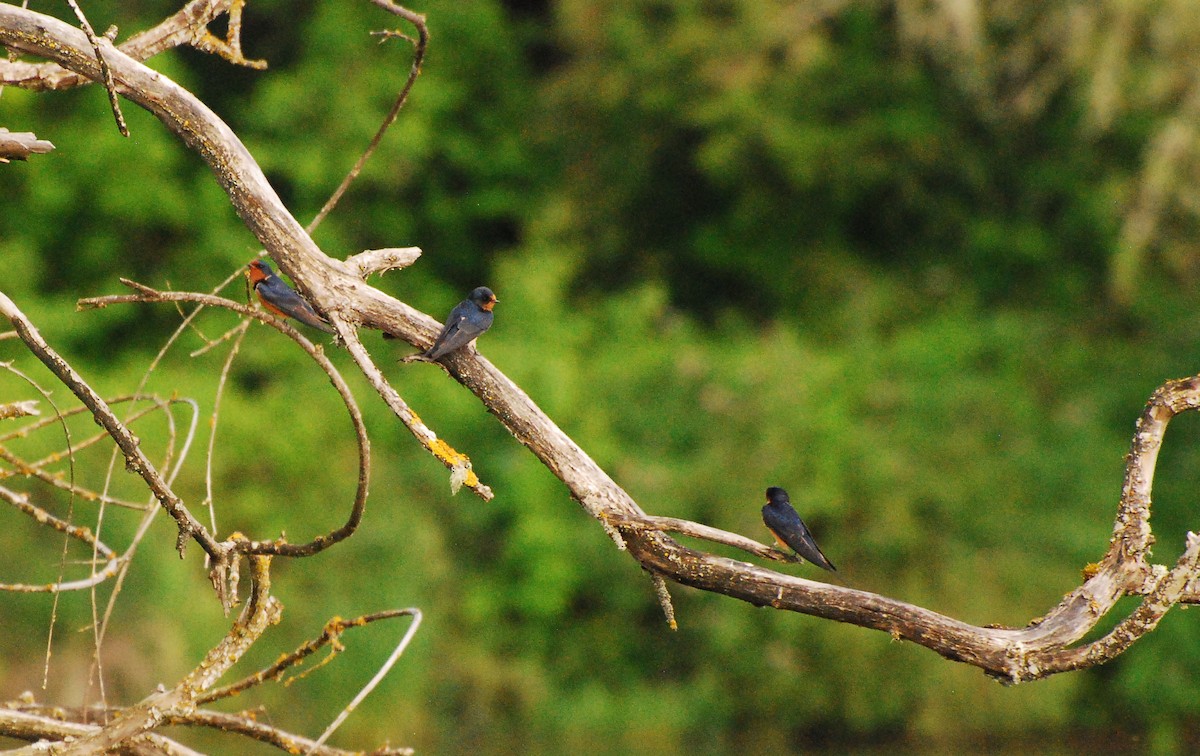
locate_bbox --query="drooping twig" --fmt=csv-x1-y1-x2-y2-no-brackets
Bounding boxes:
65,0,128,136
79,283,377,556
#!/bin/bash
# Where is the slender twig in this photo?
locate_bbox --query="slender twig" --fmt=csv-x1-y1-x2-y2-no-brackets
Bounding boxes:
200,319,250,541
65,0,128,136
305,3,428,235
603,512,804,564
0,485,119,592
338,321,493,500
198,608,412,702
306,608,422,754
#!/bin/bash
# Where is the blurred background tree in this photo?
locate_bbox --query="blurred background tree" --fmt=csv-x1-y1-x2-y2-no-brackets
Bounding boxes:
4,0,1200,752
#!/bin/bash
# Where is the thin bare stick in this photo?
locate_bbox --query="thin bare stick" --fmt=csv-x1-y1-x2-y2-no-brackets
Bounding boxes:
306,608,422,753
200,319,250,540
338,323,493,500
65,0,128,136
604,512,804,565
0,485,119,592
650,573,678,631
1,357,79,694
306,3,428,234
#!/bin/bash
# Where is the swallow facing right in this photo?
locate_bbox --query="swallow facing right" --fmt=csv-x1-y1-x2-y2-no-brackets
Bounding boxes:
246,259,334,333
761,486,836,572
402,286,498,363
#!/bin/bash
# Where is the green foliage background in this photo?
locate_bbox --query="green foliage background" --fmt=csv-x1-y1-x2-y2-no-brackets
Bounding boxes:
4,0,1200,752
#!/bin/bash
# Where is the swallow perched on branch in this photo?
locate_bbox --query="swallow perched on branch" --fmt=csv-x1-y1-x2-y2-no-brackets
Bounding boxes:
761,486,836,572
246,259,334,333
402,286,497,362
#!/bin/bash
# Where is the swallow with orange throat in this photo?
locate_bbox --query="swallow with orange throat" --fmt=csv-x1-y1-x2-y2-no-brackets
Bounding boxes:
246,259,333,333
402,286,497,362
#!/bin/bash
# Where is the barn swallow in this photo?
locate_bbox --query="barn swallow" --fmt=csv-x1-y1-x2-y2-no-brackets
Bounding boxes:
762,486,836,571
246,259,333,333
402,286,497,362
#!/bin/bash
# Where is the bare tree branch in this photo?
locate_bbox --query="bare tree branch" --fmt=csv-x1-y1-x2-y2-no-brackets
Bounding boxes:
44,554,279,755
0,0,251,90
0,127,54,162
305,1,428,234
65,0,129,136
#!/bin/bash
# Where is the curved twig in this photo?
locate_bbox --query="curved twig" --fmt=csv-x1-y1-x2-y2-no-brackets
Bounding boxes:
306,608,422,753
79,284,373,557
0,485,120,592
306,2,428,234
0,399,187,511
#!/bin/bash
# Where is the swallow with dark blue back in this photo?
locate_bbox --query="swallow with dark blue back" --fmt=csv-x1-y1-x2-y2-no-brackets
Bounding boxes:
402,286,497,362
762,486,836,571
247,259,333,333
